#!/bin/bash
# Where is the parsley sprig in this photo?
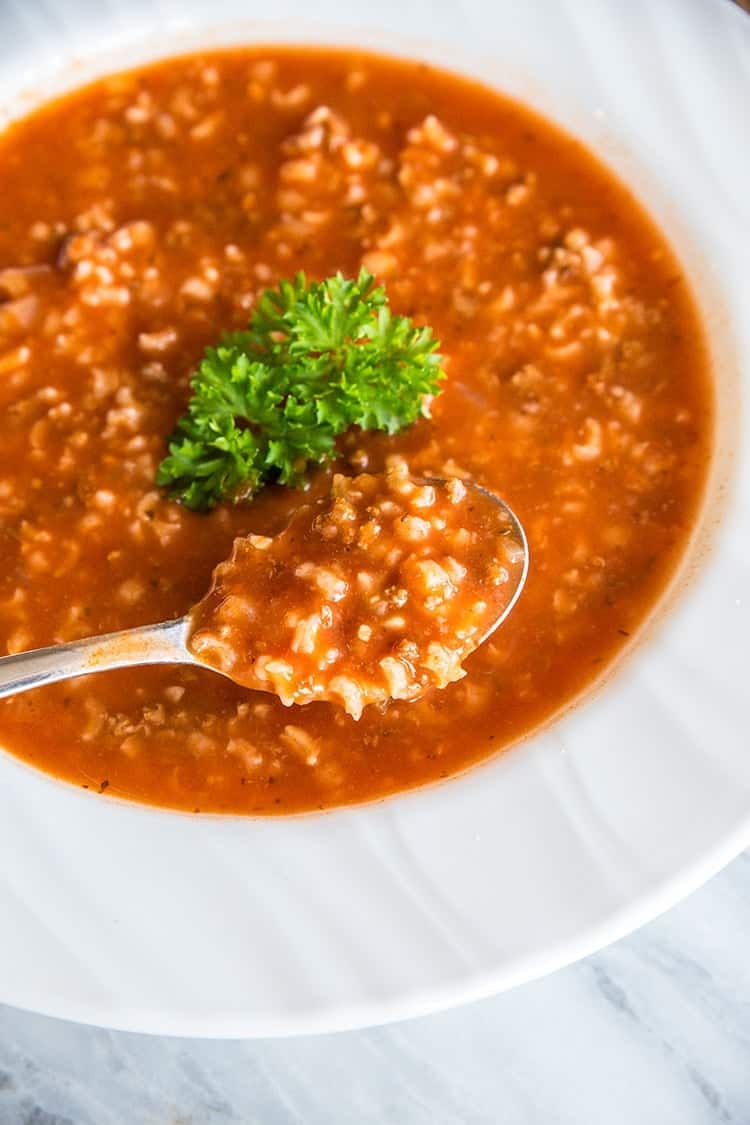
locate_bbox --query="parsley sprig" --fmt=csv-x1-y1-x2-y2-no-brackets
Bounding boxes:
156,269,444,510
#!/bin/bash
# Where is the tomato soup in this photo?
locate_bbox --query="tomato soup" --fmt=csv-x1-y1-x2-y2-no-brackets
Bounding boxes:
0,49,712,812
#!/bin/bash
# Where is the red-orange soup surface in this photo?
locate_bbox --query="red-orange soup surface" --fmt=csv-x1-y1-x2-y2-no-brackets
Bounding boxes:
0,48,712,813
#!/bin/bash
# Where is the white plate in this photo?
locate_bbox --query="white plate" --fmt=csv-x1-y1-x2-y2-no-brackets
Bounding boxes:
0,0,748,1037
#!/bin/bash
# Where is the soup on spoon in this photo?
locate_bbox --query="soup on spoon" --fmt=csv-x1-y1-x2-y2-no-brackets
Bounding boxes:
189,457,527,718
0,460,527,716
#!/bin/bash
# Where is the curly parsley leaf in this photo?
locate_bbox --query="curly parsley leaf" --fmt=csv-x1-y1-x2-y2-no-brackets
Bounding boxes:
156,269,445,510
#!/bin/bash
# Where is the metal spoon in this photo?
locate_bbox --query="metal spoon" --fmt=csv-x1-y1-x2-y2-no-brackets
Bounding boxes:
0,482,528,702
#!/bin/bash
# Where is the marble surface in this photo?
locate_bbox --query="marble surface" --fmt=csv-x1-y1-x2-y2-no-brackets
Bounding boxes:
0,853,747,1124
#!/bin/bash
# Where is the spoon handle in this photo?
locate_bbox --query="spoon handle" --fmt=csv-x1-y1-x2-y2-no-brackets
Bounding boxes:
0,617,193,700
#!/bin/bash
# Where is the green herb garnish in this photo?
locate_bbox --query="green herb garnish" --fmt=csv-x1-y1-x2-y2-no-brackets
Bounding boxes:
156,269,444,510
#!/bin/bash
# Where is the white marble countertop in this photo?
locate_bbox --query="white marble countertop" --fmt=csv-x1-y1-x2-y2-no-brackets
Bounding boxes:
0,852,747,1124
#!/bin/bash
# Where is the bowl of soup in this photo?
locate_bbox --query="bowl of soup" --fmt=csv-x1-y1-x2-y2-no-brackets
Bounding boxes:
0,0,746,1036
